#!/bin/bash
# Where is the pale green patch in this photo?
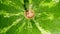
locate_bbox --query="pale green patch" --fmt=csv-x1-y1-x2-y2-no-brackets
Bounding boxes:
37,13,42,16
16,19,33,33
0,18,22,33
33,19,51,34
40,0,59,8
0,26,11,33
40,2,56,8
42,12,54,20
52,0,59,3
27,20,32,29
0,10,23,18
1,0,22,10
29,0,32,4
29,4,33,10
58,17,60,20
3,12,22,17
12,18,22,26
43,12,49,15
47,14,54,20
20,0,24,4
17,22,26,32
1,0,13,5
0,0,3,3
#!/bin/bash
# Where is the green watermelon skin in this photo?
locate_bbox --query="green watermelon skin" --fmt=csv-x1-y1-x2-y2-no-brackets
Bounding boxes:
0,0,60,34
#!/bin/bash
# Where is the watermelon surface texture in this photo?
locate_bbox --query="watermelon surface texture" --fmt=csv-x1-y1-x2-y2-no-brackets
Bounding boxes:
0,0,60,34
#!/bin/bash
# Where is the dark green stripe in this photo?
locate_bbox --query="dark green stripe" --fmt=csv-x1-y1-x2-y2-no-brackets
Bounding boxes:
24,0,29,10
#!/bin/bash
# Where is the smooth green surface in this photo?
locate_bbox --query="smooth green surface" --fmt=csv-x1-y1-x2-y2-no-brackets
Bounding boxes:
0,0,60,34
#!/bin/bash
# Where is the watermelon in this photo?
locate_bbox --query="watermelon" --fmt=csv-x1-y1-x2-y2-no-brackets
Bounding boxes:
0,0,60,34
